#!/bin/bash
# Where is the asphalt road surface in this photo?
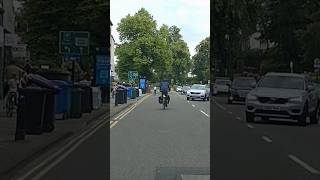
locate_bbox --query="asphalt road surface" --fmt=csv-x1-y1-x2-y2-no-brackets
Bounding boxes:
25,92,209,180
110,92,210,180
212,95,320,180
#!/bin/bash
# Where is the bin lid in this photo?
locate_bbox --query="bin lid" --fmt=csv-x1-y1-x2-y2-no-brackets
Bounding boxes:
28,74,60,92
52,80,71,87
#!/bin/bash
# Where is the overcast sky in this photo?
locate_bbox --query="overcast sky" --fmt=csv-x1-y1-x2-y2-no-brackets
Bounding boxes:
110,0,210,57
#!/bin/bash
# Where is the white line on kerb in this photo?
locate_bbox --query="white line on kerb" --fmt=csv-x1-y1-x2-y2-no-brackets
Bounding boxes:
288,155,320,175
200,110,210,117
246,124,254,129
262,136,272,143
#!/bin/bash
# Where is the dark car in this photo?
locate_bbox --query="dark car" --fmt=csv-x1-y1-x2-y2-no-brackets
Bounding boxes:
228,77,256,104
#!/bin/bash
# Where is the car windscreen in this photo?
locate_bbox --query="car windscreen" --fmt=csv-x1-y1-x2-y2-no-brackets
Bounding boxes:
191,85,205,90
232,79,256,87
215,80,229,85
257,76,304,90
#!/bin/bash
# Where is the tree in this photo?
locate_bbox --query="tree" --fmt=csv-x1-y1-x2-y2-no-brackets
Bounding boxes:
115,8,190,84
192,37,210,83
17,0,108,69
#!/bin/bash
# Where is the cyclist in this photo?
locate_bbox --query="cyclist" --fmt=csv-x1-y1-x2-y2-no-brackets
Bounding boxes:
159,80,170,104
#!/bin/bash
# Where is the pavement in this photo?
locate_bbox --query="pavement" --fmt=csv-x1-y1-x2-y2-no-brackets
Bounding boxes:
7,91,210,180
0,94,145,179
212,95,320,180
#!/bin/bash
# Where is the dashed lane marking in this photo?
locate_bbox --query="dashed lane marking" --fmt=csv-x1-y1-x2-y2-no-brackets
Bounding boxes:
200,110,210,118
262,136,272,143
246,124,254,129
288,155,320,175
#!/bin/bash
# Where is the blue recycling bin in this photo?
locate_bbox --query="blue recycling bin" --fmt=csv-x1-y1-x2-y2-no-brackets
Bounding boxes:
127,87,133,98
52,80,71,120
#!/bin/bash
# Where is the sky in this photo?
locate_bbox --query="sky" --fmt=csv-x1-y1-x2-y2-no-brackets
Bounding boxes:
110,0,210,57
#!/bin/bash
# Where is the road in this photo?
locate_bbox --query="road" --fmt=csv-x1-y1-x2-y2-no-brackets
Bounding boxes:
212,95,320,180
17,92,210,180
110,92,210,180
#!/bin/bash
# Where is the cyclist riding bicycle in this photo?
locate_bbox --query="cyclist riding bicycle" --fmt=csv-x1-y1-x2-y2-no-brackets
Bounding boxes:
159,80,170,104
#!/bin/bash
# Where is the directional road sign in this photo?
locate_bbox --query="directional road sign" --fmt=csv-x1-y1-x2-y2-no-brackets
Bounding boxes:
128,71,139,83
59,31,90,55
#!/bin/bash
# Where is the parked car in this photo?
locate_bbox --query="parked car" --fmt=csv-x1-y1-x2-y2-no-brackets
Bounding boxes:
187,84,209,101
213,78,231,95
176,86,182,92
245,72,319,126
181,86,191,95
228,77,256,104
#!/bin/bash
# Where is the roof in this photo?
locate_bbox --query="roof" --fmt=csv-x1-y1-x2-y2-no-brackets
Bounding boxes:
265,72,305,78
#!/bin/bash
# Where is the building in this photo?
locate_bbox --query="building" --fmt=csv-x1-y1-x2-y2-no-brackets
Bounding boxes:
0,0,16,99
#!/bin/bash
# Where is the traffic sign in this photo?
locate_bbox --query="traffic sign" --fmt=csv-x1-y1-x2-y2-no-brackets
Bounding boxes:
63,54,80,62
59,31,90,55
128,71,139,83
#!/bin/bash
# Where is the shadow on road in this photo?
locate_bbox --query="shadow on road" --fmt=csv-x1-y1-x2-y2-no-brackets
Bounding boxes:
253,119,301,126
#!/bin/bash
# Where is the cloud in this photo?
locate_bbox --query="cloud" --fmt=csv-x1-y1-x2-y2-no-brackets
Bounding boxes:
110,0,210,56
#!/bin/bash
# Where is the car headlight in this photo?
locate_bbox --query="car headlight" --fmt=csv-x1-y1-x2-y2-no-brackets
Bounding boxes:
246,93,257,100
289,96,303,103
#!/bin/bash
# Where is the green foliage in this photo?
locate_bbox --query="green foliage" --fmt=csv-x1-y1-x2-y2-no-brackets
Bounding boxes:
115,8,191,84
17,0,108,69
192,37,210,83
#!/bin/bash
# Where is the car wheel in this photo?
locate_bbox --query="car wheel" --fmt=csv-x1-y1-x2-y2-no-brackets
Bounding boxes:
227,99,232,104
298,105,307,126
203,96,206,101
310,104,319,124
262,116,269,121
246,112,254,122
187,97,189,100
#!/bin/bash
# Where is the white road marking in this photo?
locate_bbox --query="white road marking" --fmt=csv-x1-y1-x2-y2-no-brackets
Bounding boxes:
110,121,119,128
213,100,227,110
187,101,190,103
228,111,233,114
262,136,272,143
200,110,210,117
246,124,254,129
16,116,107,180
192,104,195,107
236,117,241,120
288,155,320,175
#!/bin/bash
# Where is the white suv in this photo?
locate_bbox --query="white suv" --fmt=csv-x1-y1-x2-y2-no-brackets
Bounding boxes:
245,73,319,126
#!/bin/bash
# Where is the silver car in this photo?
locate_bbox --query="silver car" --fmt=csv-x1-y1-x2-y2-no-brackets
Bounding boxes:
245,72,319,126
213,79,231,95
187,84,209,101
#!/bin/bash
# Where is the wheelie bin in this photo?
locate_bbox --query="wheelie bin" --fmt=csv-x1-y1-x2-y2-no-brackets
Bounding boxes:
52,80,71,120
70,87,83,118
18,87,47,135
78,83,92,113
27,74,60,133
92,87,102,110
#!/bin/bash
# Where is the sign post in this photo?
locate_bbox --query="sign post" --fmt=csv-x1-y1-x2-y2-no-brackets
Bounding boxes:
59,31,90,85
314,58,320,80
290,61,293,73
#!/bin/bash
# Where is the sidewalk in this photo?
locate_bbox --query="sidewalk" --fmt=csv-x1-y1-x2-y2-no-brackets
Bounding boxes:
0,94,146,177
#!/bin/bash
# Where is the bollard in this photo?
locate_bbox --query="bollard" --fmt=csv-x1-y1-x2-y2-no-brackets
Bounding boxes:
15,95,26,141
